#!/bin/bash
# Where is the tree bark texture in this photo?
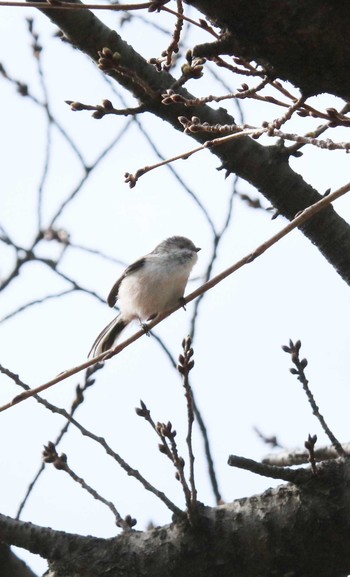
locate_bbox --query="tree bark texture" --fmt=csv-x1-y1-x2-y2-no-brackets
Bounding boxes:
1,458,350,577
187,0,350,99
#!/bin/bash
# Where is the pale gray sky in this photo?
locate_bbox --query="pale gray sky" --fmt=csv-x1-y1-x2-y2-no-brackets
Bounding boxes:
1,5,350,573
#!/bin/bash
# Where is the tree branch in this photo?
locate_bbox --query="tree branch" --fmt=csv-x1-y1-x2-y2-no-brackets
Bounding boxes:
27,0,350,284
2,457,350,577
0,179,349,412
187,0,350,99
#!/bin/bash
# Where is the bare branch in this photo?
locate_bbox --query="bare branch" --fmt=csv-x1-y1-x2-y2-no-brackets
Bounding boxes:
263,443,350,467
0,181,349,412
282,340,346,457
227,454,311,484
16,364,104,519
177,337,197,509
43,441,134,530
0,364,184,517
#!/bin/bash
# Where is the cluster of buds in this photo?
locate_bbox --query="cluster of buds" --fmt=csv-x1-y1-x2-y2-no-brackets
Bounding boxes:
178,115,236,135
98,47,121,72
181,50,205,80
66,98,116,120
117,514,137,529
135,400,151,419
156,420,177,441
41,227,70,244
282,339,308,376
305,434,318,476
177,336,194,376
43,441,68,471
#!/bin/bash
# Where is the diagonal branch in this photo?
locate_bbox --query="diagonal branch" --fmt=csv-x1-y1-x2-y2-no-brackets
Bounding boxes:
0,180,348,412
26,0,350,284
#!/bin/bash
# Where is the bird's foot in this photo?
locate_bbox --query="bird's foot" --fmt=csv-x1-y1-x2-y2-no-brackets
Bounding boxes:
179,296,187,310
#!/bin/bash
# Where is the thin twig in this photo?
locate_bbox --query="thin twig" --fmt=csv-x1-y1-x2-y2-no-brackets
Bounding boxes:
125,128,259,187
177,337,197,510
16,363,103,518
26,18,52,231
192,394,221,504
43,442,134,530
0,364,183,517
108,80,217,235
282,340,346,457
0,181,349,413
0,1,220,38
1,60,87,166
136,403,192,510
0,289,75,323
65,242,127,266
49,117,135,227
189,174,238,339
101,79,222,507
268,128,350,151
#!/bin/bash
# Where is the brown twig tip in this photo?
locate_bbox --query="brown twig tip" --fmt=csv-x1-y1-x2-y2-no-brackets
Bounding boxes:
155,0,183,71
98,47,157,99
124,169,147,188
254,426,282,449
282,339,346,457
42,227,70,243
117,514,137,529
66,98,143,119
102,99,113,110
135,400,150,418
43,441,68,470
161,89,187,105
97,47,121,71
282,338,308,379
177,336,194,375
71,385,84,410
158,443,168,455
305,434,318,476
178,115,237,136
180,59,204,80
282,339,308,375
176,336,197,511
156,421,177,439
66,100,84,111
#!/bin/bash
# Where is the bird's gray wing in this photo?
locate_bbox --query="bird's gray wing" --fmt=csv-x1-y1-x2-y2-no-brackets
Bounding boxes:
107,257,146,307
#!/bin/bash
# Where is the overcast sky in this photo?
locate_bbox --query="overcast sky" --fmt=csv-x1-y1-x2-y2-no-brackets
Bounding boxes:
1,4,350,574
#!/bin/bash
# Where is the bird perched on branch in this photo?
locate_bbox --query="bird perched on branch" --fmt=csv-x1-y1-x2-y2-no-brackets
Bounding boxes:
89,236,200,357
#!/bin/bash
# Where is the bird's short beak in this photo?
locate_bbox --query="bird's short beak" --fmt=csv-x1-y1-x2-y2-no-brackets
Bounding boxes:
196,247,201,252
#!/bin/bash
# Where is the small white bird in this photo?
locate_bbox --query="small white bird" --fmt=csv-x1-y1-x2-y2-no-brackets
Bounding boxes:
89,236,200,357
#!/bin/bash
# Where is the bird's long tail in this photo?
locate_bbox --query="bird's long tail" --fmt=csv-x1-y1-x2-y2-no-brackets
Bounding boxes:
88,315,128,357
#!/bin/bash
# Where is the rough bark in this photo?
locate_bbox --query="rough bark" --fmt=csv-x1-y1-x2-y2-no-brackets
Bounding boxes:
1,458,350,577
187,0,350,99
